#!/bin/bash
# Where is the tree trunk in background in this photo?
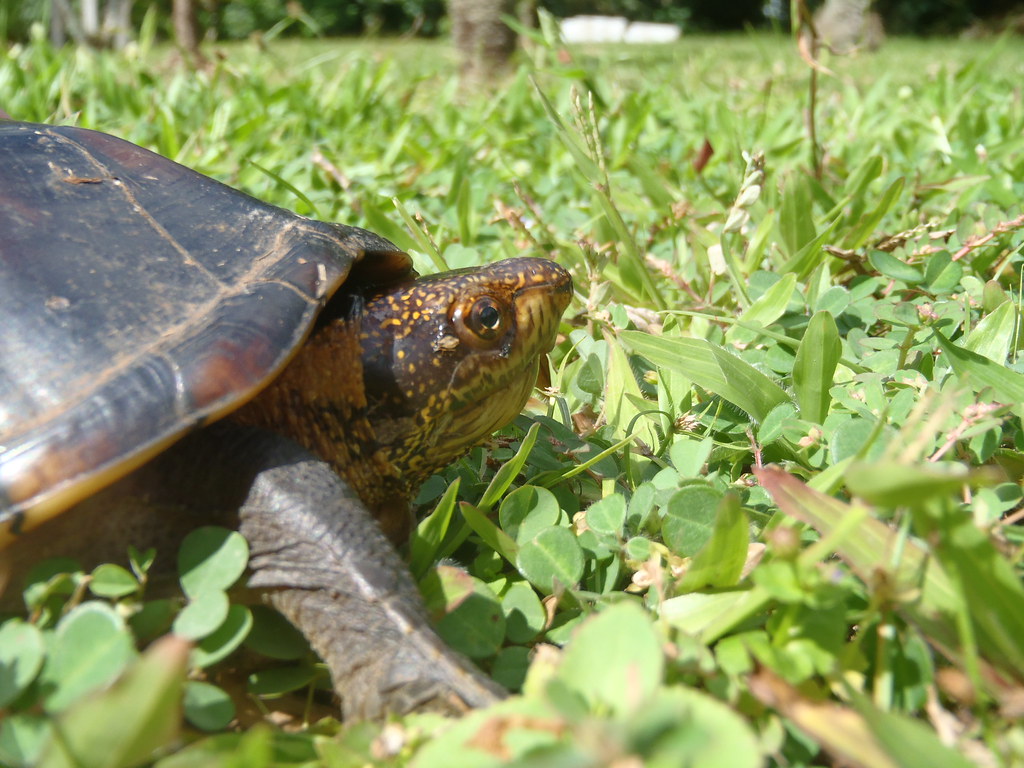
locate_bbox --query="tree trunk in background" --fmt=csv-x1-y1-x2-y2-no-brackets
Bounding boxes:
51,0,84,45
448,0,516,84
103,0,135,49
80,0,100,42
173,0,203,63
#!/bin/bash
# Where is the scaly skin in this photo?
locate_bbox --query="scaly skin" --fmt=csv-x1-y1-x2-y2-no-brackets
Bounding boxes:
236,257,573,540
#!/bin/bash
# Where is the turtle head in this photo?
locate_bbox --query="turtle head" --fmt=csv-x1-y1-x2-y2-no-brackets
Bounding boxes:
236,256,571,540
359,257,573,487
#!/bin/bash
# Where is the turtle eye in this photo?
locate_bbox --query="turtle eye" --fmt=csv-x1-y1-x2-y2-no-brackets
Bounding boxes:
468,296,505,340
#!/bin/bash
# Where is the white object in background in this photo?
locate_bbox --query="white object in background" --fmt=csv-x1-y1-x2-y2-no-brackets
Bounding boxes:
623,21,681,44
561,16,681,44
560,16,629,43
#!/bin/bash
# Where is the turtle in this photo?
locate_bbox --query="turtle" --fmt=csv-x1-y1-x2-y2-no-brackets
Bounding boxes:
0,120,573,719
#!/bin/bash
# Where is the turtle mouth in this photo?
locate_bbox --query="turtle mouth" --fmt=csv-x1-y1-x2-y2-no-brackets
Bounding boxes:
437,259,572,447
514,268,573,356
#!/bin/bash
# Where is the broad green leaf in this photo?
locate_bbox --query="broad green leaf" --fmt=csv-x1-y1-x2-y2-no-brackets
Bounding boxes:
669,435,714,477
41,602,138,713
477,422,540,511
128,599,176,643
183,681,235,732
243,605,309,661
516,526,585,594
604,331,659,446
88,564,139,599
190,605,253,669
963,300,1017,362
584,494,626,536
633,687,762,767
554,601,663,715
430,567,505,658
177,527,249,599
662,589,765,639
845,461,970,507
0,713,49,768
778,173,816,257
501,581,546,643
409,698,564,768
793,310,841,424
677,494,750,591
829,418,891,464
499,485,562,543
0,619,45,707
846,176,905,249
621,331,790,422
39,636,187,768
868,250,922,284
923,250,963,294
491,646,532,691
662,484,723,557
409,476,461,578
172,590,230,641
933,328,1024,403
625,536,654,561
726,273,797,345
461,502,519,564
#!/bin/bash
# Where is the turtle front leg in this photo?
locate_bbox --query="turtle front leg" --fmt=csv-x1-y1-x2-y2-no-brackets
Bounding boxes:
211,425,505,719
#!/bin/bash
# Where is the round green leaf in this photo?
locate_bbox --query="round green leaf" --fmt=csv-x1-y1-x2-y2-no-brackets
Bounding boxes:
40,601,137,712
435,576,505,659
39,636,189,768
183,681,235,731
555,601,663,715
244,605,310,660
501,581,545,643
491,646,531,692
499,485,561,543
0,619,45,707
668,437,714,479
626,482,656,529
128,599,177,642
177,527,249,598
421,564,476,616
0,713,50,768
22,558,82,616
172,590,230,641
924,250,963,294
661,484,724,557
829,417,892,464
868,250,922,284
190,605,253,669
624,536,653,562
814,285,850,316
585,494,626,537
516,526,584,595
89,563,139,599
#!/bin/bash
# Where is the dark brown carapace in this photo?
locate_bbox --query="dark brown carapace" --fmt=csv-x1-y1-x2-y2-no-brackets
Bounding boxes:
235,257,572,539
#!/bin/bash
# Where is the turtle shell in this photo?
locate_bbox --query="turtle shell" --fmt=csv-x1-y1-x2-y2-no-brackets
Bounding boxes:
0,121,412,542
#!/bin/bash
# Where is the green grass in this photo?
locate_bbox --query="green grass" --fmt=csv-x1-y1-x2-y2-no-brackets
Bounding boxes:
2,26,1024,768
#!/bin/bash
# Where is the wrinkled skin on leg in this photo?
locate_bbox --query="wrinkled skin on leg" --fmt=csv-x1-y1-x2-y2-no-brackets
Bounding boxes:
2,425,503,719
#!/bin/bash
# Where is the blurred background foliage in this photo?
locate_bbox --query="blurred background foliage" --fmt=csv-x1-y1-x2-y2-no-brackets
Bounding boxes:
0,0,1021,43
